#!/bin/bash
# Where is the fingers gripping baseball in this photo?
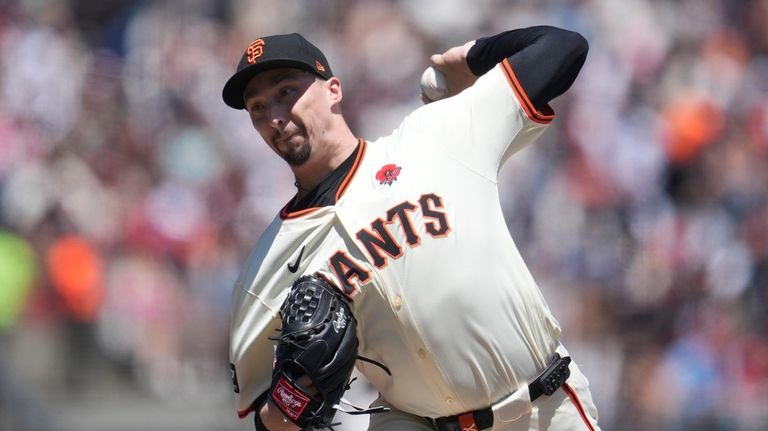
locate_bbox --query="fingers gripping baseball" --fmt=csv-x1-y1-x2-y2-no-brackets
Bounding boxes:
422,40,478,101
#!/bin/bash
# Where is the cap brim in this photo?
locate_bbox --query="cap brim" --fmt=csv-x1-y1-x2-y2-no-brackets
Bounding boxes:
222,59,330,110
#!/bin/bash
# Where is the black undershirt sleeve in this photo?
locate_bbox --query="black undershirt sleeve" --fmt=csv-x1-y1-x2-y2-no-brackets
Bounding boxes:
466,26,588,111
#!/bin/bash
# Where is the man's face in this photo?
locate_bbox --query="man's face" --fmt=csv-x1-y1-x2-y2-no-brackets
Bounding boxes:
242,68,328,166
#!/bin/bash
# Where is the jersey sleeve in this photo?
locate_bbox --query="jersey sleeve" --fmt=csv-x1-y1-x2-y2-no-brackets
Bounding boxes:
228,218,292,419
403,59,552,180
229,274,285,418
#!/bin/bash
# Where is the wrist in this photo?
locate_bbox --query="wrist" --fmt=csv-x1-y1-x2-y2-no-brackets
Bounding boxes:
258,400,301,431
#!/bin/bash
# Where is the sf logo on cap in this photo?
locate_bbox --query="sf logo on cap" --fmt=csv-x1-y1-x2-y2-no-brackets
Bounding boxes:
247,39,265,64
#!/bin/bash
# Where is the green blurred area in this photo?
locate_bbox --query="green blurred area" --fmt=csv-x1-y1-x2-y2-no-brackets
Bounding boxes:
0,231,37,330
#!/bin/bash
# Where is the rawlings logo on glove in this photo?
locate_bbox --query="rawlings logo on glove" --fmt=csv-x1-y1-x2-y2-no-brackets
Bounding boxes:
272,377,310,420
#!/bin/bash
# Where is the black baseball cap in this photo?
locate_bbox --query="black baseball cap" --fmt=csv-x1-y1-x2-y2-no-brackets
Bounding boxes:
222,33,333,110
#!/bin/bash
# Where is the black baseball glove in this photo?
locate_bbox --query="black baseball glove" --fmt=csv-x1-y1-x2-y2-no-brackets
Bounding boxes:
267,274,358,430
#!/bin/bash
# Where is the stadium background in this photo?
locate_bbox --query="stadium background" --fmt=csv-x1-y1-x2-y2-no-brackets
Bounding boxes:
1,0,767,430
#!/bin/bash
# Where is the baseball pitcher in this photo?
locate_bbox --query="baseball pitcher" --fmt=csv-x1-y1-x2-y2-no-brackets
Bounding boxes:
223,26,598,431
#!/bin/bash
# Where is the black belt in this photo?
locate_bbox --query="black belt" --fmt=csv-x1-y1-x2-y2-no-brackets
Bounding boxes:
432,354,571,431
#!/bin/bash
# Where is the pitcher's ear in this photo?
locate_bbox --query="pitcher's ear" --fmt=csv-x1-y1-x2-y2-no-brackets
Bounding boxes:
325,77,343,104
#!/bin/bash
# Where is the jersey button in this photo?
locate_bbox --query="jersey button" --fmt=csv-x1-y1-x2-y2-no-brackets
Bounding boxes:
417,349,427,359
393,295,402,310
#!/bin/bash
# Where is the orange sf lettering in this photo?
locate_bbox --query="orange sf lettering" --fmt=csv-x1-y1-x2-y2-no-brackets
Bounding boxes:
247,39,265,64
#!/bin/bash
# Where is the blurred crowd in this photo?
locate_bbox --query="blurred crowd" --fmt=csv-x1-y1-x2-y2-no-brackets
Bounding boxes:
0,0,767,430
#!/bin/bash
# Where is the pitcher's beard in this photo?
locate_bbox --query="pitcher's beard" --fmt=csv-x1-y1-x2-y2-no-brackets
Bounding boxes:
283,141,311,166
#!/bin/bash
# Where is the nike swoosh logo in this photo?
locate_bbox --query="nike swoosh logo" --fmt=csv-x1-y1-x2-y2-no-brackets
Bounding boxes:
287,246,305,273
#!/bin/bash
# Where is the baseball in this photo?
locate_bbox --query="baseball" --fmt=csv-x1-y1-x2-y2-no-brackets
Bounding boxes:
420,66,448,102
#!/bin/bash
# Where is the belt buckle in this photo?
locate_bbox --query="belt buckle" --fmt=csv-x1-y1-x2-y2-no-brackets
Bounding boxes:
427,416,438,428
538,354,571,396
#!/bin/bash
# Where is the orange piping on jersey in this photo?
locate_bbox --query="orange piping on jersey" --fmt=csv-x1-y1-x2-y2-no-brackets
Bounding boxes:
501,59,554,125
237,405,254,419
563,383,597,431
280,204,321,219
336,138,367,200
280,139,367,220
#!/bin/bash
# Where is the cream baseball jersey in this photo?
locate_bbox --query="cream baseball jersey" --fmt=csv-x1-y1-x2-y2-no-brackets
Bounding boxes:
230,59,561,419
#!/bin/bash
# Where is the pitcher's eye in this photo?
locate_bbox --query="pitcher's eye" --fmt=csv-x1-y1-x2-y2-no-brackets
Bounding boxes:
248,102,265,116
278,86,296,97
